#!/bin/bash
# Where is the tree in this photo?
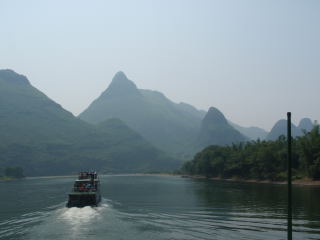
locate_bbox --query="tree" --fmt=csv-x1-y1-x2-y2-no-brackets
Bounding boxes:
4,166,24,178
182,126,320,181
298,126,320,179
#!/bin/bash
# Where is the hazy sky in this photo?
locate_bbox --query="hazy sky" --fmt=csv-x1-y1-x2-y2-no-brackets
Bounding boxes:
1,0,319,130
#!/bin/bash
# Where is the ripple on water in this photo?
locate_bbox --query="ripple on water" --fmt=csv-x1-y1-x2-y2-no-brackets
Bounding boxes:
112,205,320,240
1,176,320,240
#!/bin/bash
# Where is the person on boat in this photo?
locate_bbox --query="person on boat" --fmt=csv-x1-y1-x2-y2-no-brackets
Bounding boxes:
86,182,92,190
79,184,85,191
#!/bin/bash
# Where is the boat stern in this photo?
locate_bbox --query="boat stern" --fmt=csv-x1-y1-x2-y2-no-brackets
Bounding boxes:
67,192,100,208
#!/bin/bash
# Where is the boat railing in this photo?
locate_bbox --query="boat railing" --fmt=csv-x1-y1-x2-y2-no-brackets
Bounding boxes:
73,187,97,192
78,172,97,180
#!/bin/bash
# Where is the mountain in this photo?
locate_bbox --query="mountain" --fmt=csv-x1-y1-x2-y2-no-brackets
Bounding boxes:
175,102,206,120
196,107,247,149
0,69,179,176
266,117,315,141
298,118,314,132
266,119,302,141
79,71,205,156
229,121,268,140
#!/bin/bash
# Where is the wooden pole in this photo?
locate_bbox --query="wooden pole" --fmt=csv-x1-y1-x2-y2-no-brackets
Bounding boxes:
287,112,292,240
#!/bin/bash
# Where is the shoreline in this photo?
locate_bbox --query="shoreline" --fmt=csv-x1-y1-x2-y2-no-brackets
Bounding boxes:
180,175,320,186
0,177,17,181
102,173,320,186
26,175,77,179
3,173,320,186
22,173,173,180
0,176,25,181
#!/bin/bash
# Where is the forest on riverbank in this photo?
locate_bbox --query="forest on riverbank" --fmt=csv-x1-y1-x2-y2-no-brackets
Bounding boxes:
182,126,320,181
0,166,24,180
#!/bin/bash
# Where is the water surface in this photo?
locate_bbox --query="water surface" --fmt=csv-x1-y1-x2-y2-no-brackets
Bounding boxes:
0,175,319,240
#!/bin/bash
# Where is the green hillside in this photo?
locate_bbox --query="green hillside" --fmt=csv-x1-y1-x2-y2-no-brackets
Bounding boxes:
0,69,179,176
182,126,320,181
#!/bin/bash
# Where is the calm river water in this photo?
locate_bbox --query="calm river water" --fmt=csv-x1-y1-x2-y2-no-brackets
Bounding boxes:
0,175,319,240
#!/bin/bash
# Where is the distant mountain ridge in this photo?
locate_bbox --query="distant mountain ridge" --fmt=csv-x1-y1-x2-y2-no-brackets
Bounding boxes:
0,69,179,176
2,69,317,176
298,118,314,132
266,118,315,141
80,72,275,157
229,121,268,140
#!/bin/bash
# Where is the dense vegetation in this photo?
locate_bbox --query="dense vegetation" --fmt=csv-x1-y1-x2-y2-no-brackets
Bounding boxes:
0,166,24,179
182,126,320,181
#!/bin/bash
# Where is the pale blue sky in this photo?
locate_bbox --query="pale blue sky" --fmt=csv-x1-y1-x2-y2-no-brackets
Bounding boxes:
0,0,319,130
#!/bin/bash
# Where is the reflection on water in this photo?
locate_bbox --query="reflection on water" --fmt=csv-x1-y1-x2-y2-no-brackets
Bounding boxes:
0,176,319,240
195,179,320,220
190,179,320,239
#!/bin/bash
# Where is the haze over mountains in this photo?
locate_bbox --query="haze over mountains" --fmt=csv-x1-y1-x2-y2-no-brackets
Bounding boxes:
79,71,317,149
196,107,247,149
0,69,317,176
79,72,253,158
230,122,268,140
266,118,315,141
0,70,178,175
79,72,202,156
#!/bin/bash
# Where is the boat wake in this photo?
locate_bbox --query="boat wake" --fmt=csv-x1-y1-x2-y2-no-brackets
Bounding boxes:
0,198,139,240
59,203,108,227
23,200,110,240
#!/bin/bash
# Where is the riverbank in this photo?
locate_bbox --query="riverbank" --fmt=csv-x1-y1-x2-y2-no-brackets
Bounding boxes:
180,175,320,186
106,173,177,177
0,176,24,181
5,173,320,186
22,173,174,180
26,175,77,180
103,173,320,186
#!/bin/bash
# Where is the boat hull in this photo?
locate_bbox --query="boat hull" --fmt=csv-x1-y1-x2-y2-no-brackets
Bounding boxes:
66,192,101,208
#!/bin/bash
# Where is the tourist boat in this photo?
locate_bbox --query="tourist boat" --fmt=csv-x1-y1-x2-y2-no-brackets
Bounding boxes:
66,171,101,208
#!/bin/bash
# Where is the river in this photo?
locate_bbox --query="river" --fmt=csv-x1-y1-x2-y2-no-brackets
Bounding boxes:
0,175,319,240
